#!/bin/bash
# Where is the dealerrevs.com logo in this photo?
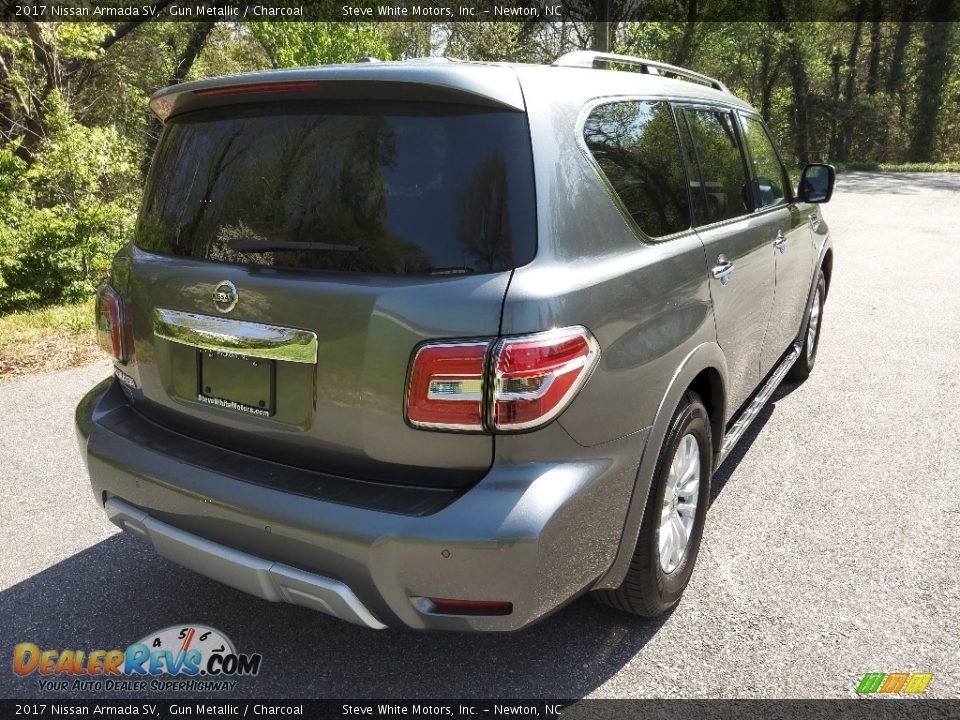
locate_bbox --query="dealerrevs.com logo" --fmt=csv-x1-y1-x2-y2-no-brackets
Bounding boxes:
13,625,262,693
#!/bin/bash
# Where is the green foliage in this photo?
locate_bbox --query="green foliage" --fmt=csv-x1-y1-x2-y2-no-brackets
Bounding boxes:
247,22,392,67
0,152,30,300
2,18,960,317
445,23,543,62
0,94,139,312
50,23,116,63
834,161,960,172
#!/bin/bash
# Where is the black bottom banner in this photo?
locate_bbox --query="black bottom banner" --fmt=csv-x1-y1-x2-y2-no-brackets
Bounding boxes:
3,699,959,720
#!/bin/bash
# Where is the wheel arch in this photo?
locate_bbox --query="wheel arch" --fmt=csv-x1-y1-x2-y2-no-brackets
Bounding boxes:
822,247,834,298
795,236,834,346
594,342,729,590
687,366,725,459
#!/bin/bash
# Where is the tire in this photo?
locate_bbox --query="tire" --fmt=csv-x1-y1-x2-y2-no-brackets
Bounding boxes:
594,391,713,617
787,267,826,382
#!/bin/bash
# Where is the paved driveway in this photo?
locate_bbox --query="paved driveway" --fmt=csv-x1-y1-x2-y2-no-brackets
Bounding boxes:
1,172,958,699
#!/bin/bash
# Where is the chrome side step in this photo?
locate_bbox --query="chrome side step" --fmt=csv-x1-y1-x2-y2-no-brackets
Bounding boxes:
717,342,802,466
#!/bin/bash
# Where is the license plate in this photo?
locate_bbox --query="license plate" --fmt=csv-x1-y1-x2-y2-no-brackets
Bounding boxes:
198,350,275,417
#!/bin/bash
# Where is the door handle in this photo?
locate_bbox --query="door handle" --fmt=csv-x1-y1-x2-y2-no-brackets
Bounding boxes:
773,230,787,253
711,256,735,283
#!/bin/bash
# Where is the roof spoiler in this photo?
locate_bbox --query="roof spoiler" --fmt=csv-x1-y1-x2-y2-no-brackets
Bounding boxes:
149,64,526,121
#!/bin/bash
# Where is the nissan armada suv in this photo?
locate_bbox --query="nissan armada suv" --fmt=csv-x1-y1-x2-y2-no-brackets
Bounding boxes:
76,52,836,631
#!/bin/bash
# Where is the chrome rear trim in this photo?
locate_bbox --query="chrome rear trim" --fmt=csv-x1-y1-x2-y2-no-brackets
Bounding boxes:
153,308,318,364
718,341,802,466
104,498,385,629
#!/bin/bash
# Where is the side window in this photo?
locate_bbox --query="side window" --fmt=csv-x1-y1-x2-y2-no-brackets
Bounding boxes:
739,113,791,210
583,100,691,239
680,108,752,223
675,111,710,227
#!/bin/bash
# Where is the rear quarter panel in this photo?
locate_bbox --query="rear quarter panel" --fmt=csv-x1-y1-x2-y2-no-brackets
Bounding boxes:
505,67,719,448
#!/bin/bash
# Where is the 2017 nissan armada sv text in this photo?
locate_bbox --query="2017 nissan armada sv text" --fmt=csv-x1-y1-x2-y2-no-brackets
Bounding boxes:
76,52,836,631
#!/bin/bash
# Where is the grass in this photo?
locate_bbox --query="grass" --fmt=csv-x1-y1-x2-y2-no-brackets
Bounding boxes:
0,299,103,379
834,161,960,173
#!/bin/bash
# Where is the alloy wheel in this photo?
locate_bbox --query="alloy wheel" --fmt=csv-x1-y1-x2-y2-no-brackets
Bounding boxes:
658,433,700,573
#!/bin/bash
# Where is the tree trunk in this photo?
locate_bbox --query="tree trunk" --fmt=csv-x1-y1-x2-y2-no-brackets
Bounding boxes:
866,0,882,95
885,4,915,96
908,2,956,161
759,42,774,122
761,0,788,125
835,11,866,162
672,0,701,67
0,37,24,147
13,20,64,163
788,36,811,165
844,19,865,104
592,22,609,52
829,50,842,160
590,0,610,51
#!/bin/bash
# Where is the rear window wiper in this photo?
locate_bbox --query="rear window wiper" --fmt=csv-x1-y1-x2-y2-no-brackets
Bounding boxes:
225,238,359,253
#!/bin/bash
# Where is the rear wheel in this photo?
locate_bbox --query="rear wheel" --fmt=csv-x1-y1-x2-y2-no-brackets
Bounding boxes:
787,268,826,382
594,391,712,617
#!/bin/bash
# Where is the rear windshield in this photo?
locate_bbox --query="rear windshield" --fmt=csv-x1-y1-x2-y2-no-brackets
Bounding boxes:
136,101,536,275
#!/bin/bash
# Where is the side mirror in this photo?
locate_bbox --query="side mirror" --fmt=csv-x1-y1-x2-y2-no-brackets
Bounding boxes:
798,163,836,204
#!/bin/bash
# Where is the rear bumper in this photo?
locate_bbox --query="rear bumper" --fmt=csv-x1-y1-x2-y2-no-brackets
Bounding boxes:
77,378,644,631
105,497,385,629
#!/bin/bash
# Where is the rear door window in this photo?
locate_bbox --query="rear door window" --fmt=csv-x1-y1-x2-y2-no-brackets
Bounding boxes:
582,100,692,239
136,101,536,276
679,108,753,224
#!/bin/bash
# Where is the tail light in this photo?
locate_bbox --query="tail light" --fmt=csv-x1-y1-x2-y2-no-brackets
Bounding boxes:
405,342,488,431
95,284,128,363
491,327,599,431
404,327,599,433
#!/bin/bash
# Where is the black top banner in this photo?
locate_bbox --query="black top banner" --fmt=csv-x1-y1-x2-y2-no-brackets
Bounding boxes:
3,0,959,23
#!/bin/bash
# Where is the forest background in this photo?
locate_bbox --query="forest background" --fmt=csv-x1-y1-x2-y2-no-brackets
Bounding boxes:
0,2,956,372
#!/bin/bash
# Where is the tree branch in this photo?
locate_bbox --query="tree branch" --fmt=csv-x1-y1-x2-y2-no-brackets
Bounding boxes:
63,0,176,78
24,20,62,95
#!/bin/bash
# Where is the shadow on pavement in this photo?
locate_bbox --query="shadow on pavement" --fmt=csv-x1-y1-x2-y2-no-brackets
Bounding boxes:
1,530,671,699
2,382,796,701
710,382,794,504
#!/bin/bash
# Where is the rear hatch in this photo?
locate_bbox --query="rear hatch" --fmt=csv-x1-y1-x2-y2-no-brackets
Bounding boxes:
112,69,535,488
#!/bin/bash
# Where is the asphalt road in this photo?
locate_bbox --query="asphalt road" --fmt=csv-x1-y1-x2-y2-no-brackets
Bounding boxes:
1,172,958,700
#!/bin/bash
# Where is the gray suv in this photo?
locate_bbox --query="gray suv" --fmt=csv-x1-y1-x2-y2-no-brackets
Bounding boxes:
76,51,835,631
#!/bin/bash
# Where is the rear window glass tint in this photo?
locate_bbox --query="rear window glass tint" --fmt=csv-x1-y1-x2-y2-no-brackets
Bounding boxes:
136,101,536,275
583,100,691,238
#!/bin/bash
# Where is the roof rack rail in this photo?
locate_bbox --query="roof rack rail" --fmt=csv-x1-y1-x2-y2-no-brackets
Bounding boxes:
402,56,457,63
551,51,730,94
